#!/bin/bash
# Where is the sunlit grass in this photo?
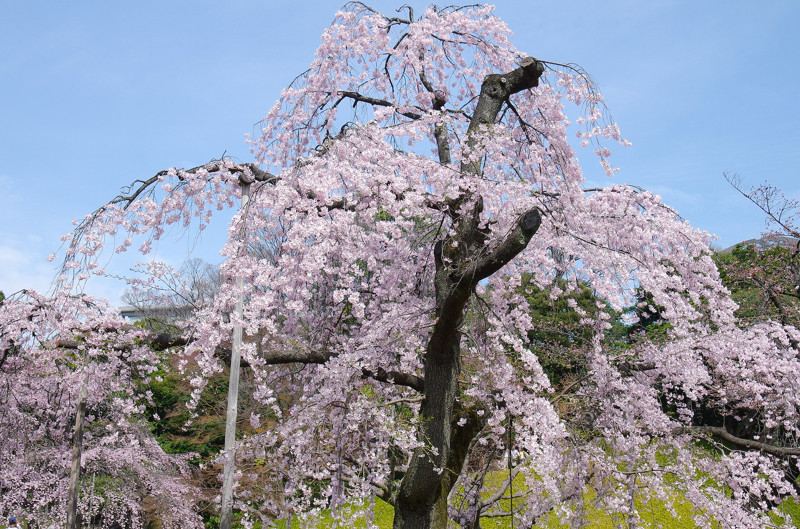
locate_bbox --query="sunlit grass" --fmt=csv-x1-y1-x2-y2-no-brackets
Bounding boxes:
477,470,698,529
269,471,800,528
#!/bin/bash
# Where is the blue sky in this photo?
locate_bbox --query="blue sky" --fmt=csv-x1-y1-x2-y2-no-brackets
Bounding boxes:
1,1,799,303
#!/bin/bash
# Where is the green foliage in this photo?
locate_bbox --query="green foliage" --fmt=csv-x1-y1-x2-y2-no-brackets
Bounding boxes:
518,278,599,385
714,243,800,326
714,245,766,322
279,498,394,529
516,279,671,384
142,367,227,458
374,207,395,222
770,498,800,527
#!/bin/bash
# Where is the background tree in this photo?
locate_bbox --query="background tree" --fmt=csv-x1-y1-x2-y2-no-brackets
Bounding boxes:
708,177,800,490
25,4,800,529
0,291,204,528
718,173,800,330
121,257,222,329
716,244,800,329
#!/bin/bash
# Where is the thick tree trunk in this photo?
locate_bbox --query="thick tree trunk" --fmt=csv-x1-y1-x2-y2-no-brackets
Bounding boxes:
394,304,467,528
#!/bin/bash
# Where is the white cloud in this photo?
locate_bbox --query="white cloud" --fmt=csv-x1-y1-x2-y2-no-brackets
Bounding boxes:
0,243,56,296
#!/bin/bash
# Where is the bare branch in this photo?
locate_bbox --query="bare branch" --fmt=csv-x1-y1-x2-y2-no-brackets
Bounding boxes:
726,171,800,239
336,91,422,120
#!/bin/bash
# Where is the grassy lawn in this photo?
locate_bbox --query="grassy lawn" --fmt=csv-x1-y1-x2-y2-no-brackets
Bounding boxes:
272,471,800,529
477,470,699,529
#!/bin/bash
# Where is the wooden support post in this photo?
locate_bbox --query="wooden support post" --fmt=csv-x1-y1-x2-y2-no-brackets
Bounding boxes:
220,181,250,529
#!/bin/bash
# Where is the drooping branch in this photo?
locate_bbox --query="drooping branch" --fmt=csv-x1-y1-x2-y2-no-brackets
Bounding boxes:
59,160,279,283
680,425,800,457
111,162,276,211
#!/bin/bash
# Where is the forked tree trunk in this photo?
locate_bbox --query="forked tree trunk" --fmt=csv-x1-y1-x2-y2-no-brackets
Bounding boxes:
392,59,545,529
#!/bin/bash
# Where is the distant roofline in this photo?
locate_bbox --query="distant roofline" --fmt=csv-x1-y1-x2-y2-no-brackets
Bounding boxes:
721,235,799,253
119,305,193,320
